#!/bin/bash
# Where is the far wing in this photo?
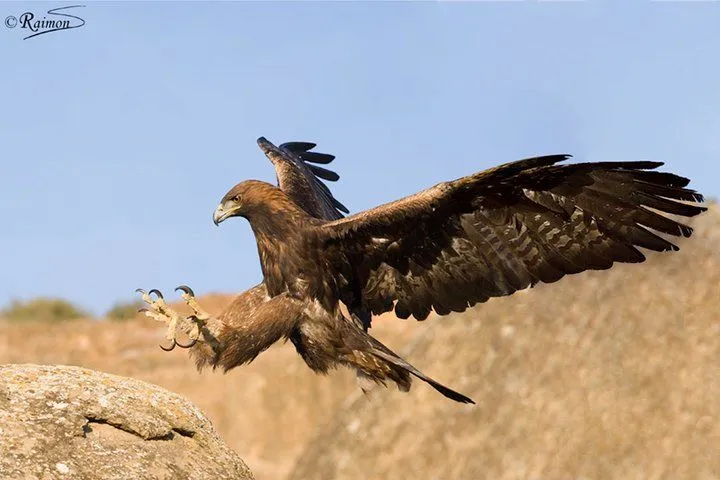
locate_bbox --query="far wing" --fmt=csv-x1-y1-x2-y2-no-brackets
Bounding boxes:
257,137,348,221
257,137,372,329
319,155,706,320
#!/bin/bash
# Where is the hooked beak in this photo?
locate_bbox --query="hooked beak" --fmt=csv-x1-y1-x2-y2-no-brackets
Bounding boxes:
213,201,241,226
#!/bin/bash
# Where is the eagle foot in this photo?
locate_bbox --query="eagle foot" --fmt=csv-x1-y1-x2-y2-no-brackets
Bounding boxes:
135,288,205,351
174,285,212,322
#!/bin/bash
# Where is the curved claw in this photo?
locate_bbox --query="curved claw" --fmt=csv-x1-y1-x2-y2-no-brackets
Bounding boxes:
175,337,198,349
175,285,195,297
159,340,176,352
137,307,149,314
148,289,164,299
135,288,147,294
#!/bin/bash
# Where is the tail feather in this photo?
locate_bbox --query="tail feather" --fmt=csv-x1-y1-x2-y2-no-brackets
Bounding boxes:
368,347,475,404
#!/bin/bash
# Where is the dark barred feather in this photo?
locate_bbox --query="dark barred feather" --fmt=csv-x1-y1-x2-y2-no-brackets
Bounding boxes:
259,137,349,219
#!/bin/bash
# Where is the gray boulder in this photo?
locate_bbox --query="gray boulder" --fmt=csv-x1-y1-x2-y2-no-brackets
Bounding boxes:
0,364,254,480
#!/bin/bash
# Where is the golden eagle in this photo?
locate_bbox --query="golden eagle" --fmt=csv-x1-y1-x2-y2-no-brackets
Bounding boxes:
140,138,705,404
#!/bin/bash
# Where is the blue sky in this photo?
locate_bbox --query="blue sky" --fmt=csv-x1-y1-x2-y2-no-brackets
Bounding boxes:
0,1,717,315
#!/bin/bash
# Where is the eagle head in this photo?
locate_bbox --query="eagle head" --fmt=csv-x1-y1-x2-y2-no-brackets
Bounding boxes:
214,182,251,225
213,180,295,226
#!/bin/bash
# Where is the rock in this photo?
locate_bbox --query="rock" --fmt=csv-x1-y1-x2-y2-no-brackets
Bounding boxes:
0,364,254,480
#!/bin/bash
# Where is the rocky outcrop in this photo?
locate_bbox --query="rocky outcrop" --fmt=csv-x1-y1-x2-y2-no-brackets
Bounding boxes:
0,364,254,480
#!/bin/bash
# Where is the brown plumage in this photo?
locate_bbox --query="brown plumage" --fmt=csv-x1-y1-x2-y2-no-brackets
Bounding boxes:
205,144,705,404
188,137,471,403
151,138,705,405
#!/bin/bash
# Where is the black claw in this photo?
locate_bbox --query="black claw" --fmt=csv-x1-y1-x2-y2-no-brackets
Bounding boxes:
175,337,198,349
175,285,195,297
159,340,176,352
135,288,147,294
137,308,149,314
148,289,164,299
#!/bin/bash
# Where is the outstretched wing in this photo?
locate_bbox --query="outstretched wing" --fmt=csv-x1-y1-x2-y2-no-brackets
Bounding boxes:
257,137,348,221
319,155,706,321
